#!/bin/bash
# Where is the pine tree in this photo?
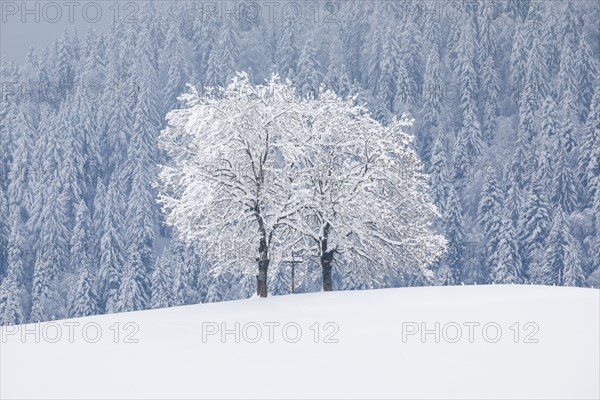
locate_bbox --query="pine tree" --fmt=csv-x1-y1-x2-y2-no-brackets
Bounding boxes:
276,19,298,79
0,215,26,325
117,250,148,312
0,188,7,277
7,109,35,221
92,180,106,259
541,208,578,285
477,167,503,278
378,28,398,111
556,35,578,109
421,49,443,128
238,273,255,299
67,200,99,317
69,266,99,318
510,23,528,103
338,64,351,99
163,24,190,115
507,0,531,22
504,169,523,224
456,19,483,160
99,59,131,175
172,253,189,306
399,12,422,103
443,185,465,284
124,161,155,300
151,252,173,309
218,17,240,86
525,33,549,110
269,263,290,295
97,175,125,314
563,240,585,287
542,8,561,79
428,135,449,215
481,55,500,143
491,207,522,284
577,32,598,121
559,1,580,51
0,267,24,325
519,170,552,280
578,87,600,205
539,96,559,148
296,41,321,99
551,140,578,213
70,200,92,272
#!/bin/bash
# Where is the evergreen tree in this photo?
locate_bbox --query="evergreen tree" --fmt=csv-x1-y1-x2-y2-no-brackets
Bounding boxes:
151,251,173,309
269,263,290,296
510,23,528,103
0,267,24,325
507,0,531,22
70,200,93,272
477,167,503,278
125,162,155,299
69,266,99,318
577,32,598,121
556,35,578,109
551,140,578,213
563,240,585,287
491,207,522,284
97,175,125,313
519,170,552,280
428,135,449,215
0,188,7,277
525,34,549,110
117,250,148,312
218,17,240,86
539,96,559,148
578,88,600,205
443,185,465,284
541,208,578,285
456,19,483,160
295,41,321,99
542,8,561,79
481,55,500,143
276,20,298,79
421,49,443,128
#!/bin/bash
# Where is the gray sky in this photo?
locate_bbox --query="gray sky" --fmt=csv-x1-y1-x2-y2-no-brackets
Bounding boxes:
1,1,124,63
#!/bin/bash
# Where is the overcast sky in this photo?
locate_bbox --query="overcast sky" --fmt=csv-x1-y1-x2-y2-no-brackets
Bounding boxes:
1,1,127,63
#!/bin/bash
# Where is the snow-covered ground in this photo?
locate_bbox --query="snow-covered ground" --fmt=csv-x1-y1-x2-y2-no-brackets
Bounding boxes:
1,285,598,399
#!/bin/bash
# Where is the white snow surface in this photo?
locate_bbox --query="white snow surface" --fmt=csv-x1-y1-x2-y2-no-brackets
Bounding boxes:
1,285,599,399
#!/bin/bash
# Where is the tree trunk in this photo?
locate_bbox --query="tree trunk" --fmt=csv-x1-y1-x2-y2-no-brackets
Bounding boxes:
320,222,334,292
257,258,269,297
321,252,334,291
256,235,269,297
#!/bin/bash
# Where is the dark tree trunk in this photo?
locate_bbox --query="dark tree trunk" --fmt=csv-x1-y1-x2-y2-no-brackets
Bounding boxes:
320,223,334,292
256,235,269,297
321,252,334,291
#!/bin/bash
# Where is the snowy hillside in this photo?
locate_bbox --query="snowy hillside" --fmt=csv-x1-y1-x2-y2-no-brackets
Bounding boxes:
1,285,598,399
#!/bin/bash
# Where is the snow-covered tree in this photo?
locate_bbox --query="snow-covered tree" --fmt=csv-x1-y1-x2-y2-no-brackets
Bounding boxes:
477,167,503,280
276,20,298,79
491,207,522,284
159,74,446,295
158,74,306,297
289,105,446,291
97,174,125,313
69,266,99,318
443,185,464,284
541,208,580,286
151,251,173,309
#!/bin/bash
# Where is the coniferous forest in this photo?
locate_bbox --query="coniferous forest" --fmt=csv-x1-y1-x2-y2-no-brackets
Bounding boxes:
0,0,599,324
